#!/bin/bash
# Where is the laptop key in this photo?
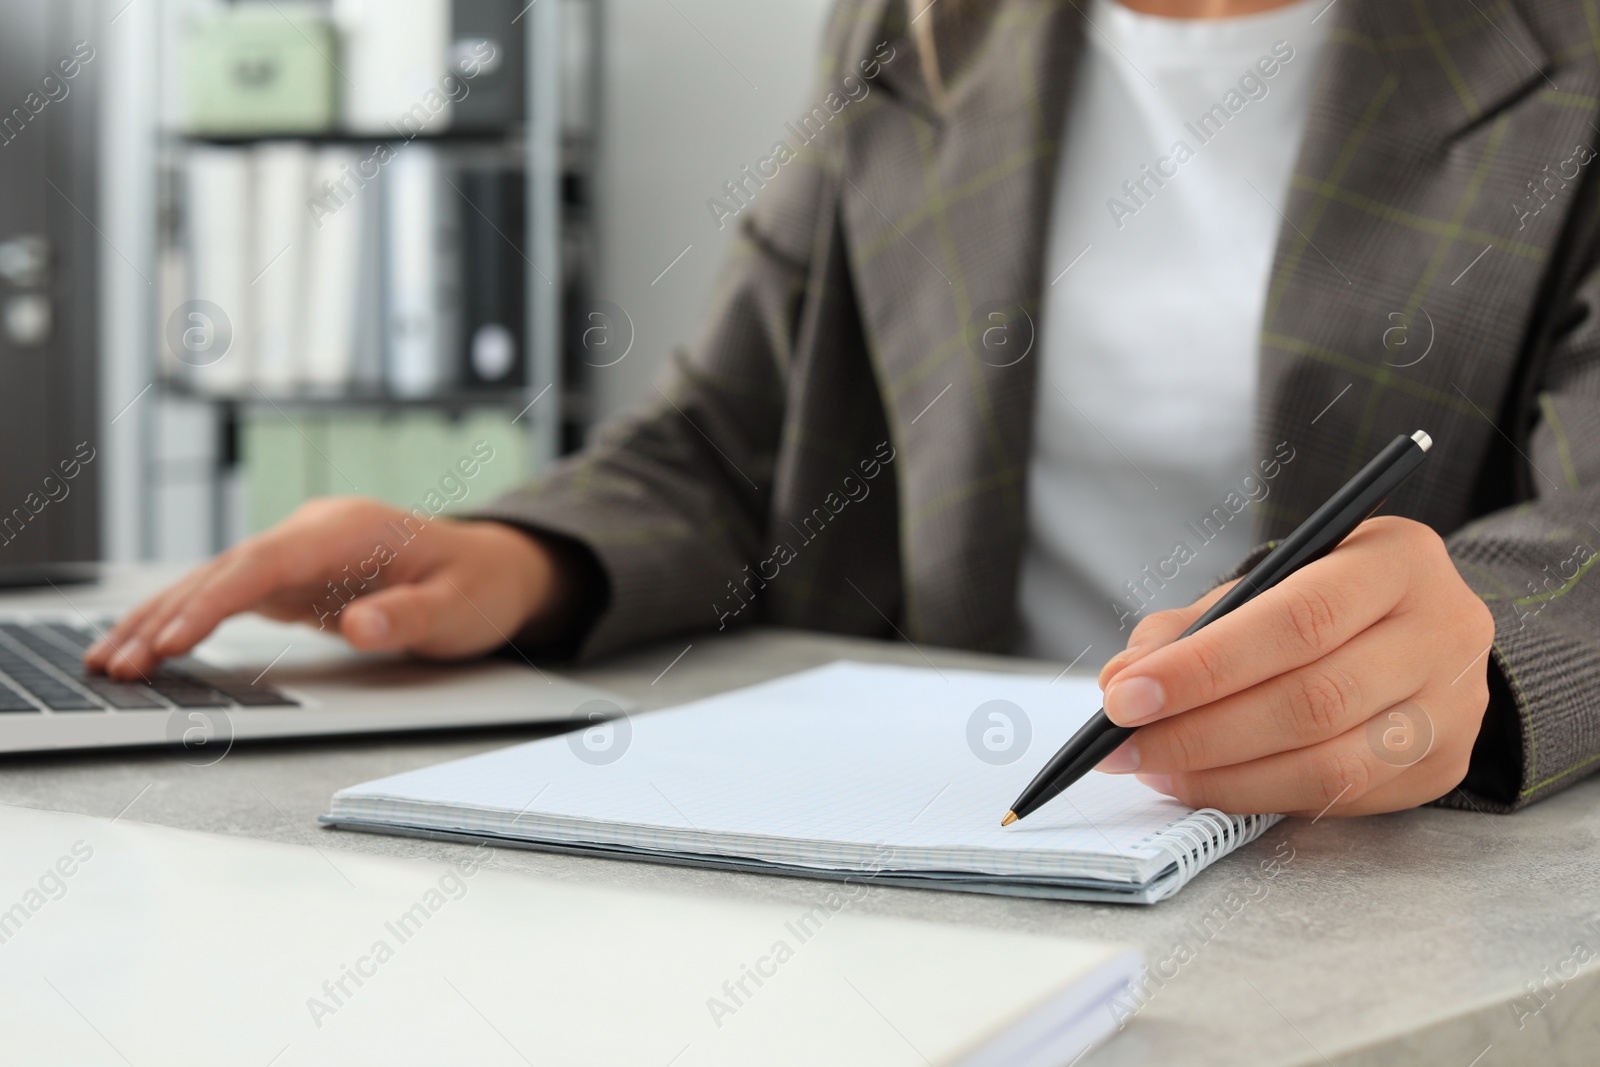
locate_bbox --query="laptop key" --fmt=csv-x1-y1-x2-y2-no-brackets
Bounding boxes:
2,626,84,668
144,676,228,707
39,689,102,711
0,631,133,709
0,673,98,709
41,622,95,649
0,622,298,711
180,674,299,707
167,664,300,708
44,701,101,712
0,644,103,710
79,677,166,710
0,682,38,712
221,689,300,708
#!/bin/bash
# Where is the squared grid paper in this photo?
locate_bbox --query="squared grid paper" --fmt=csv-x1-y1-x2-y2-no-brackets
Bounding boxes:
329,663,1272,898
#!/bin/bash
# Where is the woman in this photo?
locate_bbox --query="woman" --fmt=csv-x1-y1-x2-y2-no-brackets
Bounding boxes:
91,0,1599,818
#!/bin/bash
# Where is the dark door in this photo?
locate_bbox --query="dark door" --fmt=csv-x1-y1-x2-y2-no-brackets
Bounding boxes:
0,0,100,567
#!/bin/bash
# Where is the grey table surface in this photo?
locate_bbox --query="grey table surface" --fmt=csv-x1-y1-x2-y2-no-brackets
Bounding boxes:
2,566,1597,1066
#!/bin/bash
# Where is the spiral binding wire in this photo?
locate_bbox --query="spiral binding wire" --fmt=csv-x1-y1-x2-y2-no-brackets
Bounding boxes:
1148,810,1283,902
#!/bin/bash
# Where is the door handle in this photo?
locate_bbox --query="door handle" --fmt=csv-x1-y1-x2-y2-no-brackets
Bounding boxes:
3,294,51,347
0,236,50,288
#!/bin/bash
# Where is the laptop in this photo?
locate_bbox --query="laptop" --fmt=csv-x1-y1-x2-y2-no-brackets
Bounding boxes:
0,578,629,756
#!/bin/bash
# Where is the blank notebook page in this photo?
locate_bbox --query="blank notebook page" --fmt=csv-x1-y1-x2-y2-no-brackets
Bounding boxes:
327,662,1277,903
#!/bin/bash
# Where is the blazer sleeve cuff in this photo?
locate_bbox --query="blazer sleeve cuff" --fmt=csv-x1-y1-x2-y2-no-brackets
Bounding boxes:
469,492,733,664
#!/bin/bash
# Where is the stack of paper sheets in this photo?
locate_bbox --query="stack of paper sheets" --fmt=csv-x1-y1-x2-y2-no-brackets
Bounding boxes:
0,803,1143,1066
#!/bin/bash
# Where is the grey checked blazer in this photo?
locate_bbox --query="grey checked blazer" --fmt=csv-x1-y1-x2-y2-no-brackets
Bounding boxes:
481,0,1600,812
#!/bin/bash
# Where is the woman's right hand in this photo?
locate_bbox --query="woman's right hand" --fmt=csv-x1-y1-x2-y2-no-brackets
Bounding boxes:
84,497,570,680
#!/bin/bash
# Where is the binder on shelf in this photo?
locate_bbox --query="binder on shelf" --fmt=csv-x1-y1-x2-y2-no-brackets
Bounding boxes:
458,169,527,388
383,144,459,397
155,210,189,383
349,175,388,392
183,146,255,395
333,0,454,136
304,147,366,391
250,142,313,392
449,0,527,133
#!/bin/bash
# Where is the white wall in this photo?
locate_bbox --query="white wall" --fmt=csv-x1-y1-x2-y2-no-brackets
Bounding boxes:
588,0,834,424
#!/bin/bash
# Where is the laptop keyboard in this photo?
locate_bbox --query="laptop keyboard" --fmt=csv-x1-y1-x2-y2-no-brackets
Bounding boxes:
0,621,298,713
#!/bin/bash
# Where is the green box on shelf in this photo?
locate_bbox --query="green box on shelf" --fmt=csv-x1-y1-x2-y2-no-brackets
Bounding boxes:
183,5,338,136
242,408,530,535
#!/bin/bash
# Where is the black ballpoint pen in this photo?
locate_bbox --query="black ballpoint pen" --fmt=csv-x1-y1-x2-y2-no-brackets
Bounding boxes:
1002,430,1434,826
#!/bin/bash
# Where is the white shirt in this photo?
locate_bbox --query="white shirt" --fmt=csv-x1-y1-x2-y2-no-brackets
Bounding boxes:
1018,0,1330,666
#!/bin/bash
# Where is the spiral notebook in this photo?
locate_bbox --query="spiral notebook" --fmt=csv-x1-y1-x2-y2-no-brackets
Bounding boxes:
325,662,1278,903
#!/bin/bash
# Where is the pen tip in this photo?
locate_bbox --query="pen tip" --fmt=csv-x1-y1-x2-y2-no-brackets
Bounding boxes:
1000,811,1018,827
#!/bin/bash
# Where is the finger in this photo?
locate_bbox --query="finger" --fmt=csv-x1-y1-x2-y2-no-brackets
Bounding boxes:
101,543,309,681
339,576,506,658
100,631,163,681
92,573,219,680
1097,580,1237,689
145,537,326,657
100,612,181,680
1102,537,1411,727
86,604,150,667
1323,747,1471,817
1136,719,1414,816
1105,618,1426,775
136,499,411,661
85,567,211,670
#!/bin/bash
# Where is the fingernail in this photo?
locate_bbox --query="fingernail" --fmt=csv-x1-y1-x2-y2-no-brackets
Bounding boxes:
85,638,107,660
115,638,144,671
1097,740,1141,774
1100,651,1144,689
154,617,187,652
1105,676,1165,725
1099,651,1134,681
1136,773,1174,797
347,608,389,644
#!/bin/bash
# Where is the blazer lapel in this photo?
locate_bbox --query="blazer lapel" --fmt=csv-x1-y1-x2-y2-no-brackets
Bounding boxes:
839,0,1084,650
1255,0,1591,538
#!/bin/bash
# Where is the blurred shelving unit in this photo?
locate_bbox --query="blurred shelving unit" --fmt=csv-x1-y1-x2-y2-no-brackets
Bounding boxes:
138,0,599,559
